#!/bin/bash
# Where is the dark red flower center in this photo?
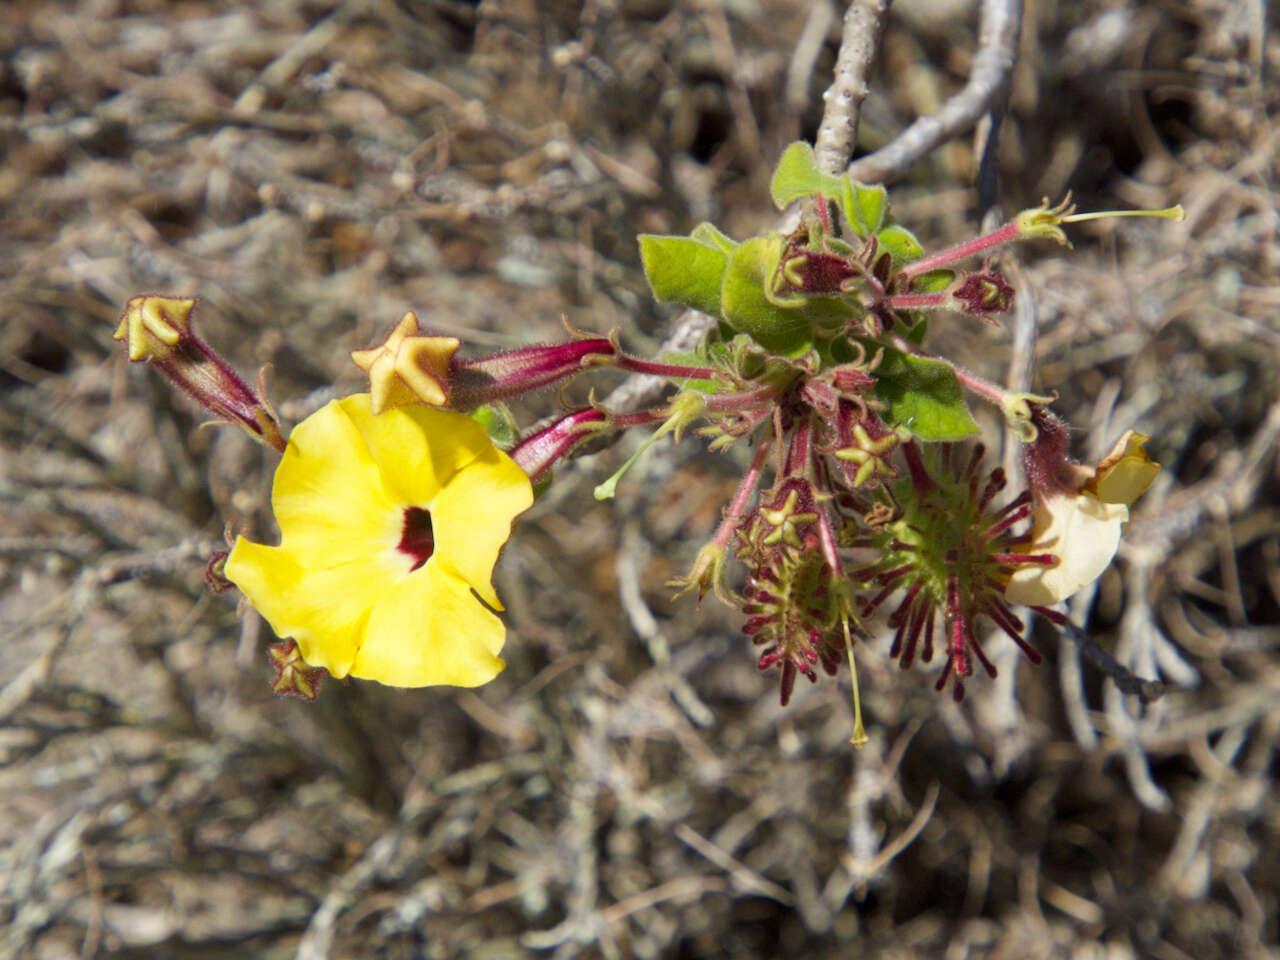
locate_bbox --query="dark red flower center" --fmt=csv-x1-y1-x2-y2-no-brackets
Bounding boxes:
397,506,435,571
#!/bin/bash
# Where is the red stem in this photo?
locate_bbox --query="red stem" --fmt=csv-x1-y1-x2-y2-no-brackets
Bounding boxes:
705,383,784,412
616,354,719,381
898,221,1022,281
884,292,948,310
887,333,1007,406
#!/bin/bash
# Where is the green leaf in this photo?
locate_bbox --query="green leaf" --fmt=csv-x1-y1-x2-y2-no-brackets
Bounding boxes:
720,235,814,356
689,221,738,254
875,224,925,265
870,346,979,441
770,141,896,239
901,314,930,345
841,180,888,235
638,234,728,317
770,142,844,209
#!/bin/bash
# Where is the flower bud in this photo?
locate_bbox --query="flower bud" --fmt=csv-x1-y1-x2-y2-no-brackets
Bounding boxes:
351,311,460,413
951,268,1014,322
508,407,609,482
115,295,284,451
267,639,327,700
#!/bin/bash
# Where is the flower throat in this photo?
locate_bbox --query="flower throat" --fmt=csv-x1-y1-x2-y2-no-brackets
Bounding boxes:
398,506,435,570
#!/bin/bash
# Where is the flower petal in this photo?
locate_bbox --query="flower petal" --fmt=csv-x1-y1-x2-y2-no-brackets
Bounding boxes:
340,394,493,508
1005,493,1128,607
225,537,397,678
1092,431,1160,505
271,397,404,565
352,567,506,687
431,447,534,609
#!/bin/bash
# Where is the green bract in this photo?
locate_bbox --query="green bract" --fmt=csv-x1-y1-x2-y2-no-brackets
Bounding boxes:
720,236,815,356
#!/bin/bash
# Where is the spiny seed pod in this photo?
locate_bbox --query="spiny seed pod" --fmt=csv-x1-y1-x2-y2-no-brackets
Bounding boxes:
854,442,1056,700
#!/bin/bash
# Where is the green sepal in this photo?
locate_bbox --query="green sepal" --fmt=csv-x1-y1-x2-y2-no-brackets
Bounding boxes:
638,234,728,318
823,335,864,365
724,333,770,381
470,402,520,449
531,472,554,500
720,235,815,357
874,224,924,265
867,345,979,441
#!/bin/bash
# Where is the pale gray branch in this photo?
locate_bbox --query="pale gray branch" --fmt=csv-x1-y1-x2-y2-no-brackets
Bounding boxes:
847,0,1023,184
813,0,893,177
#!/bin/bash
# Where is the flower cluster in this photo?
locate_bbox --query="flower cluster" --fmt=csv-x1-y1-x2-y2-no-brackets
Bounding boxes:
115,141,1175,724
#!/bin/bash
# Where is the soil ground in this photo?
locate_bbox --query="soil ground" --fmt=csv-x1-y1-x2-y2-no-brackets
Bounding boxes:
2,1,1278,958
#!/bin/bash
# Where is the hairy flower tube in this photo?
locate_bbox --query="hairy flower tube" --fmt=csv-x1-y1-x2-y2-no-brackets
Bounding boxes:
225,394,533,687
115,295,285,450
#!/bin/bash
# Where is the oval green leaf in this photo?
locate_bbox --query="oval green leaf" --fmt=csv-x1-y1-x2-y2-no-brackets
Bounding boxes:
638,234,729,318
870,346,979,441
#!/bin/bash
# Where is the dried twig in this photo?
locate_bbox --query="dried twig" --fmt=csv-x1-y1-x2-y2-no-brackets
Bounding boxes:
1057,618,1166,704
784,1,837,131
847,0,1023,183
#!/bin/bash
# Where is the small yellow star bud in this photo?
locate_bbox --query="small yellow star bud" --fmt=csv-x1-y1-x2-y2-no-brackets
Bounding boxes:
267,640,328,700
351,312,460,413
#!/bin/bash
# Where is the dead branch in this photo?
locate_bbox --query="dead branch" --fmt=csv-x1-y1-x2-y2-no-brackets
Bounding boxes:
847,0,1023,183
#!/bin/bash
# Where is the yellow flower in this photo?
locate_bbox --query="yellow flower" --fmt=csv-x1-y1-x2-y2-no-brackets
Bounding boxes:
1006,432,1159,607
225,394,533,687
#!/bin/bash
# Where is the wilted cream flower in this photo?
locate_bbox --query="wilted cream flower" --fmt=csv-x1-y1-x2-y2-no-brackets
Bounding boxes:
1006,431,1158,607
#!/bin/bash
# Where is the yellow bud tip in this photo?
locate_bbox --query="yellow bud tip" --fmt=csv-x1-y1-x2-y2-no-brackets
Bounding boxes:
352,311,460,413
115,295,195,361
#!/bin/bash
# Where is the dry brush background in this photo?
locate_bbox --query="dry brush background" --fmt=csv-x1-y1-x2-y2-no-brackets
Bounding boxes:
1,1,1278,958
